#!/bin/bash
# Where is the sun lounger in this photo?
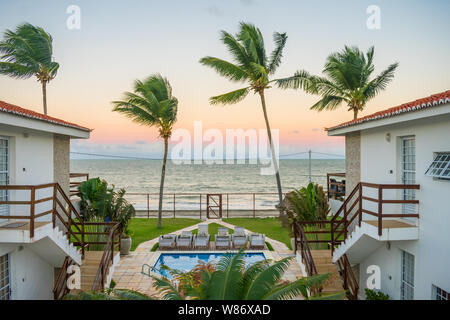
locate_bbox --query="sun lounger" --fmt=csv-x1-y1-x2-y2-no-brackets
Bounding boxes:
249,233,265,250
215,227,231,250
194,224,210,249
232,226,248,249
158,234,176,250
176,231,193,249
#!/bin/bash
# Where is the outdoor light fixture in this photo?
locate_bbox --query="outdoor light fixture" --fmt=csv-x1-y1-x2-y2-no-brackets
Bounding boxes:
385,133,391,142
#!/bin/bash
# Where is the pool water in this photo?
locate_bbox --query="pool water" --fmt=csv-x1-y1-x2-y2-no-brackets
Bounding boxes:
153,253,266,278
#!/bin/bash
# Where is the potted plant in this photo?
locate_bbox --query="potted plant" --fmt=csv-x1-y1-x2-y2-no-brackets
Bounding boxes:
120,227,134,255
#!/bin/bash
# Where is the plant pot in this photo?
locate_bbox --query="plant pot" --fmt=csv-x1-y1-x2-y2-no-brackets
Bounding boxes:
120,237,132,255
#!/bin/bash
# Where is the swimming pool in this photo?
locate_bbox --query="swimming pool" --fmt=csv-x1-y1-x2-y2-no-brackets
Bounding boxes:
153,253,266,279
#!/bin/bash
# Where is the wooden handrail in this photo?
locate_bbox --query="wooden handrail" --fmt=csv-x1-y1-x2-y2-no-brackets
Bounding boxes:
53,256,75,300
337,254,359,300
91,222,120,291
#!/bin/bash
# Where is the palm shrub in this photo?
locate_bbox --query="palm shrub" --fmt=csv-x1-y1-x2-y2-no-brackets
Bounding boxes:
0,23,59,114
153,249,342,300
78,178,135,249
277,46,398,119
112,74,178,229
281,183,330,249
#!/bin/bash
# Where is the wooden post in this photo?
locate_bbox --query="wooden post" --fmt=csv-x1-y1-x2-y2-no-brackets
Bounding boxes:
378,186,383,236
30,186,35,238
344,202,348,239
82,220,85,257
52,184,57,228
227,194,229,218
253,193,256,218
199,194,202,219
147,194,150,219
330,220,334,254
358,183,362,226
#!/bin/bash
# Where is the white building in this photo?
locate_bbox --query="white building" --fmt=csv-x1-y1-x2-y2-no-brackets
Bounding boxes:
327,90,450,300
0,100,91,300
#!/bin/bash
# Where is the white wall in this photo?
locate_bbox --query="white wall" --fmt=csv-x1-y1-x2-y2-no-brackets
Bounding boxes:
358,114,450,299
0,244,54,300
0,125,54,221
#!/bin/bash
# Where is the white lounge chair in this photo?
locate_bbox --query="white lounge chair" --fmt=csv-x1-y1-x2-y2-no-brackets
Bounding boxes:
158,234,176,250
194,224,210,249
249,233,265,249
215,227,231,250
232,227,248,249
176,231,193,250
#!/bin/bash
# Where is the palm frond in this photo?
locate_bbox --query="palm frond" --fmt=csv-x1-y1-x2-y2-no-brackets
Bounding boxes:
363,62,399,100
152,276,184,300
220,31,252,72
243,257,293,300
113,289,154,300
310,95,345,111
209,87,250,105
207,250,245,300
199,56,249,82
275,69,316,92
237,22,267,68
268,32,287,74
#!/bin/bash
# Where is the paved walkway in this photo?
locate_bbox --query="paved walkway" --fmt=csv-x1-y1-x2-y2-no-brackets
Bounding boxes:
112,219,303,298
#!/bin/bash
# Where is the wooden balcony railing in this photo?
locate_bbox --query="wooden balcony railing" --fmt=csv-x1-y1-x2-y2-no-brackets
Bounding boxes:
330,182,420,248
0,182,121,298
69,173,89,197
336,253,359,300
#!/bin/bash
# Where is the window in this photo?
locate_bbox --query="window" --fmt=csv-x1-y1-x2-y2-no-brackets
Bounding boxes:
0,254,10,300
401,250,414,300
0,137,9,217
425,153,450,180
401,137,416,214
433,285,449,300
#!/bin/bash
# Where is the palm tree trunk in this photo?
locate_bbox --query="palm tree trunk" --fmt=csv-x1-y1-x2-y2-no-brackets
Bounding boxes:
353,108,358,120
41,81,47,115
259,90,284,215
157,137,169,229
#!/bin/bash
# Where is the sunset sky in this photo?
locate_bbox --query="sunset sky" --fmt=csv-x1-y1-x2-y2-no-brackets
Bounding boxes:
1,0,449,159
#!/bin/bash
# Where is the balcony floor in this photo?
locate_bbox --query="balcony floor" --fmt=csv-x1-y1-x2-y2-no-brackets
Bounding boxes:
363,220,416,229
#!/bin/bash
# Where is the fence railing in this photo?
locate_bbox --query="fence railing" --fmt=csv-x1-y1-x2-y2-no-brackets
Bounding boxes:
53,256,75,300
125,192,291,218
69,173,89,197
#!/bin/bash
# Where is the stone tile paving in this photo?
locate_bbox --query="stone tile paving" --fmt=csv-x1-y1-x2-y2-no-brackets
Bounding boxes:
112,219,304,299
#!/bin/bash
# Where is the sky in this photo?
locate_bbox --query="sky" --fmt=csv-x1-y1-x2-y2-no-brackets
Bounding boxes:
0,0,449,159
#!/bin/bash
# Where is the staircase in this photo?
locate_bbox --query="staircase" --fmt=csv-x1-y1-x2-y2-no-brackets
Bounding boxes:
311,250,345,295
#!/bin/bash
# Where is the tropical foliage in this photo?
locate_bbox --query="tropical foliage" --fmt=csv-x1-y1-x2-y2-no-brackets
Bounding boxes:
112,74,178,229
365,288,390,300
0,23,59,114
200,22,293,213
78,178,135,236
152,249,342,300
277,46,398,119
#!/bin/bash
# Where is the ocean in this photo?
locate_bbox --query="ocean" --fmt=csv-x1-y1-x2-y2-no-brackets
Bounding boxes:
70,159,344,211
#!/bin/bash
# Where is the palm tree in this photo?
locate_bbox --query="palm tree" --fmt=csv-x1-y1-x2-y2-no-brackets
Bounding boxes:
0,23,59,115
199,22,290,214
153,249,343,300
112,74,178,229
277,46,398,119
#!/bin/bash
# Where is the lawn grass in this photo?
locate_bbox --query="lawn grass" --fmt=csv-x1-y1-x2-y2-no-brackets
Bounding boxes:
129,218,200,251
223,218,292,249
191,222,233,241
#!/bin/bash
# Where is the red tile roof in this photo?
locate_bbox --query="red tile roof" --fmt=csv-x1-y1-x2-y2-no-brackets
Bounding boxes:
0,100,91,132
326,90,450,131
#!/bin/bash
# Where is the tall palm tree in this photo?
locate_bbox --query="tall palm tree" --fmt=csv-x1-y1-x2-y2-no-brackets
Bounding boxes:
112,74,178,229
153,249,343,300
0,23,59,115
200,22,291,213
277,46,398,119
